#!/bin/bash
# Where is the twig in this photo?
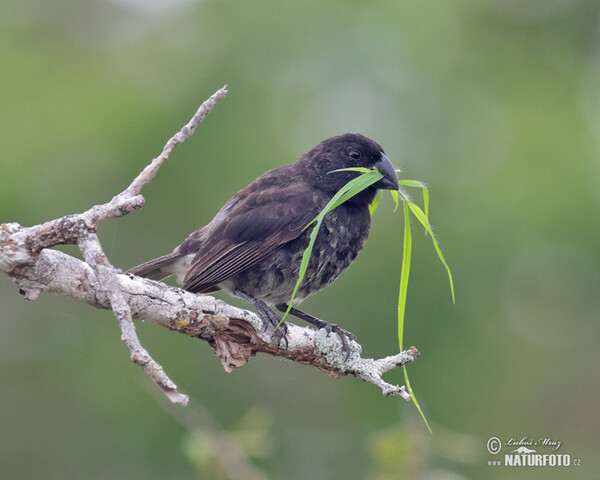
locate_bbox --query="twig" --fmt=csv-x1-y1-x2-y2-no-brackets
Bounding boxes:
0,84,419,402
78,233,189,406
125,85,228,196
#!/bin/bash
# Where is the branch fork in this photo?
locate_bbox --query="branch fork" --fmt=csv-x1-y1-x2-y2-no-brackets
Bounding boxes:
0,86,419,405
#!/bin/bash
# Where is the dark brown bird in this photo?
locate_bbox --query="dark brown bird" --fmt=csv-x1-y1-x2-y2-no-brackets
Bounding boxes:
127,133,399,348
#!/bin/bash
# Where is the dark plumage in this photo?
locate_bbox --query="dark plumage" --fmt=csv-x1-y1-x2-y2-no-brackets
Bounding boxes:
128,133,399,348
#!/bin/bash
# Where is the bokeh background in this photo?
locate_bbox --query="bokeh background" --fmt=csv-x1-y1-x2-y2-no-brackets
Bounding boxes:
1,1,599,479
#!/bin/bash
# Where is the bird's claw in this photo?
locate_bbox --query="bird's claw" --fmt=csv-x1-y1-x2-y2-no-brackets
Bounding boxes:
322,323,356,359
323,323,356,341
254,307,289,349
271,322,289,349
258,306,280,332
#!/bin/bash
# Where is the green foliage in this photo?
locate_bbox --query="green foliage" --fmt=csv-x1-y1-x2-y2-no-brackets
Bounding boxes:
395,181,454,433
281,167,454,433
398,182,455,304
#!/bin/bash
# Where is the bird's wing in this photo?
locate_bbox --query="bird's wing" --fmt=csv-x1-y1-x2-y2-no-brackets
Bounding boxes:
183,186,319,294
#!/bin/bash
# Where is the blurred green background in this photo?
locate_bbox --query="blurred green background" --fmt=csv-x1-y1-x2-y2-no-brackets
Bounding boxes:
1,0,599,479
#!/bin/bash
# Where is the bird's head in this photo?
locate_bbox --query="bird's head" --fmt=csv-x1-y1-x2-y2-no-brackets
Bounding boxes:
299,133,399,203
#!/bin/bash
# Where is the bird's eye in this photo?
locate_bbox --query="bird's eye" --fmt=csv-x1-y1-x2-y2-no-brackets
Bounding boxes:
349,150,361,160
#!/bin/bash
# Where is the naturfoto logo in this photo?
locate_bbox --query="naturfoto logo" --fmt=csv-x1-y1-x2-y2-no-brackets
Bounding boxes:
486,436,581,468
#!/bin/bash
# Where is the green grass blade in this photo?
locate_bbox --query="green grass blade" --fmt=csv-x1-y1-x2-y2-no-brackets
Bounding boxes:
403,371,432,433
279,170,384,326
399,180,427,188
369,192,381,215
422,187,429,220
327,171,383,211
390,189,400,212
398,201,431,433
303,170,383,230
399,180,430,233
399,200,433,433
397,201,412,350
407,202,455,303
328,167,372,174
398,181,428,210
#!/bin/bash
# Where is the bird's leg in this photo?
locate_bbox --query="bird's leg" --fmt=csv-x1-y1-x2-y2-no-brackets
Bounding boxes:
234,288,279,329
234,289,288,347
276,304,356,356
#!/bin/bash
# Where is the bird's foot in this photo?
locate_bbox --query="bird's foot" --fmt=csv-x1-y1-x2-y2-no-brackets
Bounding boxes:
275,304,356,359
252,306,289,349
270,321,289,349
321,323,356,359
233,289,289,348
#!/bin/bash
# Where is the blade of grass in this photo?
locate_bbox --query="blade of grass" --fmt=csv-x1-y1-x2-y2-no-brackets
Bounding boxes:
397,201,412,350
399,180,429,234
369,192,381,215
278,169,383,326
403,371,432,433
407,202,455,303
390,189,400,212
399,180,427,188
328,167,373,174
398,201,432,433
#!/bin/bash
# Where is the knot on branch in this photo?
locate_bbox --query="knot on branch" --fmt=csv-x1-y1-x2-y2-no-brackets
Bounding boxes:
213,318,261,372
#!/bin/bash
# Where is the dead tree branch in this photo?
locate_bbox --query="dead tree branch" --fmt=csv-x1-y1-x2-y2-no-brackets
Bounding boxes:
0,86,418,404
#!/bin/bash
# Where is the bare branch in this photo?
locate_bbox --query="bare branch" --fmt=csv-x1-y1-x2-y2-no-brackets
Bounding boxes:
0,85,419,403
77,232,189,406
2,241,419,398
125,85,229,196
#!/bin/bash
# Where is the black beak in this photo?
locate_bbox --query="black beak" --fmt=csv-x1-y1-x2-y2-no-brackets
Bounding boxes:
375,153,399,190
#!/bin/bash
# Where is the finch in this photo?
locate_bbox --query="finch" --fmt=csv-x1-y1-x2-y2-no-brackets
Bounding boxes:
128,133,399,349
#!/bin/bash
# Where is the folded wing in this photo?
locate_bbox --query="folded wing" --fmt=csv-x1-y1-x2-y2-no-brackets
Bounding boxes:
183,185,319,294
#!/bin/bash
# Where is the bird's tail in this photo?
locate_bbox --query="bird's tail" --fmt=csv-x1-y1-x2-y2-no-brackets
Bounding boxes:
126,252,187,282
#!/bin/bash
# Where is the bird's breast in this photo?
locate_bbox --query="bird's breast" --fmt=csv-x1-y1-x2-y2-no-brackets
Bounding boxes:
219,203,371,305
